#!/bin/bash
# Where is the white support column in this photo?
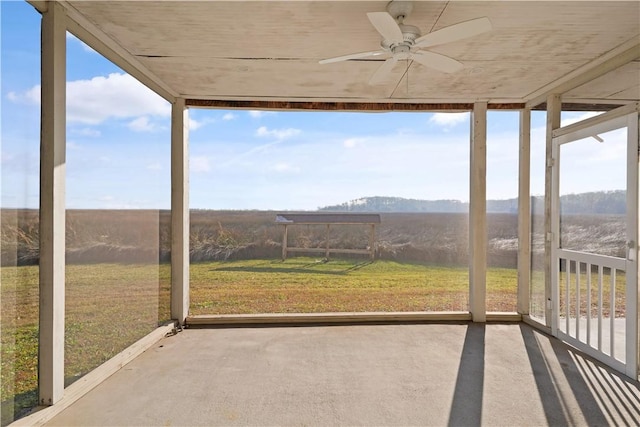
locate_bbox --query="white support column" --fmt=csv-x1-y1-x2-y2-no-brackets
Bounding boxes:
469,102,487,322
517,108,532,314
171,98,189,326
625,112,639,379
545,94,562,327
39,1,66,406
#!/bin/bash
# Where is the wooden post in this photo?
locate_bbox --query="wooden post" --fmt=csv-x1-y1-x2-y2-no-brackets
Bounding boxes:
369,224,376,260
39,1,66,406
517,108,532,314
282,225,288,260
545,94,561,327
470,102,487,322
325,224,330,259
171,98,189,326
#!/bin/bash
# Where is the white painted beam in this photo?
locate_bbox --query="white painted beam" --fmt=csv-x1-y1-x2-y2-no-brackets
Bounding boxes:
60,1,177,103
187,312,475,325
26,0,47,13
526,38,640,108
552,102,640,141
39,1,66,406
517,108,531,315
469,102,487,322
171,98,189,326
545,94,562,329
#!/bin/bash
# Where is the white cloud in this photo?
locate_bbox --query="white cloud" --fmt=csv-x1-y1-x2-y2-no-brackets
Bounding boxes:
70,127,101,138
248,110,276,119
222,113,237,121
191,156,211,173
255,126,301,140
429,112,469,128
8,73,170,125
189,118,203,130
7,86,40,105
343,137,366,148
271,162,301,173
128,116,156,132
146,162,162,171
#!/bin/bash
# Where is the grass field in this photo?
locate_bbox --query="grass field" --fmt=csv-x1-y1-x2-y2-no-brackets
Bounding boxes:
190,258,518,314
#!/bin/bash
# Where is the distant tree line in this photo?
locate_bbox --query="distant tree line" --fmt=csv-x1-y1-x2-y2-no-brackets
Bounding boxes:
319,190,626,215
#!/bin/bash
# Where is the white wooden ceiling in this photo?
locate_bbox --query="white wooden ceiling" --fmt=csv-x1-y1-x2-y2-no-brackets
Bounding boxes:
59,0,640,107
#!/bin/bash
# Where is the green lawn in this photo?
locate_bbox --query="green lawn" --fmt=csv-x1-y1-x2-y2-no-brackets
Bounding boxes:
1,258,517,425
190,258,517,314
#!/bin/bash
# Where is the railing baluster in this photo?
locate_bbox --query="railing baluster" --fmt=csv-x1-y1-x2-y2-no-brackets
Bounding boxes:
610,268,616,359
576,261,581,341
598,265,603,352
566,259,571,334
586,263,592,347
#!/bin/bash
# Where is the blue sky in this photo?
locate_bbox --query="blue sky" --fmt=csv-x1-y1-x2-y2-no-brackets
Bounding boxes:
1,1,628,210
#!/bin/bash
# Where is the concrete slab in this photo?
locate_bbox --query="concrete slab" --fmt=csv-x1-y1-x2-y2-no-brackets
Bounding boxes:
45,323,640,426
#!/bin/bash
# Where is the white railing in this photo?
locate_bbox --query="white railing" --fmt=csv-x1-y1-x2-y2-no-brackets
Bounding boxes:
556,248,626,369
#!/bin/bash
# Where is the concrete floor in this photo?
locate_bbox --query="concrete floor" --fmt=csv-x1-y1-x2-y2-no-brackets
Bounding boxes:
45,323,640,426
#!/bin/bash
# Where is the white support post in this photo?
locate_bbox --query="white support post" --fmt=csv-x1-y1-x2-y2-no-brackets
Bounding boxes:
626,112,639,379
545,94,562,328
469,102,487,322
39,1,66,406
517,108,532,314
171,98,189,326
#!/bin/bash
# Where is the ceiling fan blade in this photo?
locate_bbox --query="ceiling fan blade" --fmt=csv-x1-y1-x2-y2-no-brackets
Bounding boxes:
369,56,399,85
414,17,492,48
319,50,386,64
367,12,404,44
410,51,464,73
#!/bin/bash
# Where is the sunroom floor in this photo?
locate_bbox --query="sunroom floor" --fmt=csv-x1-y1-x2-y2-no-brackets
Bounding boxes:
44,322,639,426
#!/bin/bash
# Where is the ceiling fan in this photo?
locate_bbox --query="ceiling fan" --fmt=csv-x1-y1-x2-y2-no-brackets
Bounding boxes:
319,1,492,85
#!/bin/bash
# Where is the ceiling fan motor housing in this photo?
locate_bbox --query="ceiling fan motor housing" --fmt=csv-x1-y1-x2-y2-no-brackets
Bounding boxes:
381,23,420,51
387,0,414,21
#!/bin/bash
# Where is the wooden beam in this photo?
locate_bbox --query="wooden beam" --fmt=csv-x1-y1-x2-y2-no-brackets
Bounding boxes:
369,224,376,261
282,225,288,260
517,108,532,315
552,102,640,140
325,224,330,259
532,102,627,112
171,98,189,326
39,1,66,406
526,38,640,109
26,0,47,13
187,312,473,326
60,1,177,103
469,102,487,322
186,99,525,112
545,94,562,329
